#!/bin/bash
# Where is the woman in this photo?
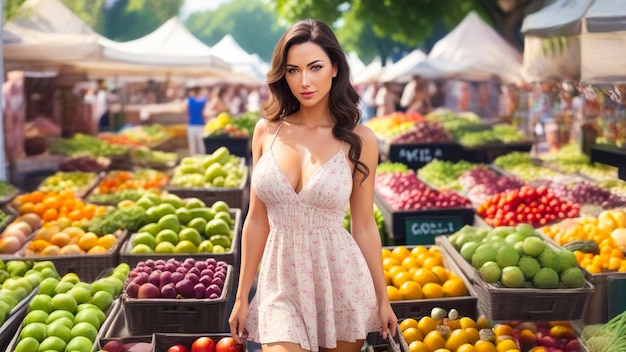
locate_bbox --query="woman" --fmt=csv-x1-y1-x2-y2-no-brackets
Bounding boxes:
228,19,397,352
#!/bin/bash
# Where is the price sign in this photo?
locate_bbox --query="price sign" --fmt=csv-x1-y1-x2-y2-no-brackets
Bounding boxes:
387,143,464,169
404,216,464,245
397,147,444,164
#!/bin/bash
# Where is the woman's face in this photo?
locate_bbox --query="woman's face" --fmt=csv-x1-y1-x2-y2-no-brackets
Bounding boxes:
284,41,337,109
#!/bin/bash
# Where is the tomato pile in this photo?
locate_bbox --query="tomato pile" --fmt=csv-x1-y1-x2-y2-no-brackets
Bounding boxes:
476,185,580,228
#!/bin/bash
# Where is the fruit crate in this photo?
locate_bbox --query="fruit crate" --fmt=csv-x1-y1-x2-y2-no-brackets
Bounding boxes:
118,209,241,269
152,333,247,352
374,191,475,246
377,139,465,171
37,171,102,199
365,326,410,352
435,235,595,321
16,230,129,282
203,135,251,164
0,288,37,352
6,297,120,352
122,264,234,334
166,166,249,210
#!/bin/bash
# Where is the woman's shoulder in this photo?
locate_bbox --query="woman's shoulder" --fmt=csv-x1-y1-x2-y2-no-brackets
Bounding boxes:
353,124,377,144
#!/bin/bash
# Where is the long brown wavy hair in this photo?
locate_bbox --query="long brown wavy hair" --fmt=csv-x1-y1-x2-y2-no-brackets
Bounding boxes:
260,19,369,183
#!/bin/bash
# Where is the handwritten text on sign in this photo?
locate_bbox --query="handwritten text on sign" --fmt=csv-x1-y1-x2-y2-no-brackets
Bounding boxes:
397,147,444,163
404,216,464,245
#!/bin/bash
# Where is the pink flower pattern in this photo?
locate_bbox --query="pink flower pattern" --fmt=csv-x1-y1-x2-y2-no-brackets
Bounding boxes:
245,148,379,351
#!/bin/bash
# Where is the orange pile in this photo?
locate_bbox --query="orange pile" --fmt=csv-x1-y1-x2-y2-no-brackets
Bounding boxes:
94,169,169,194
15,190,109,226
383,245,468,301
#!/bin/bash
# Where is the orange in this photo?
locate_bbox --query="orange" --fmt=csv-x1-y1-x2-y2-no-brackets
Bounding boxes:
457,344,478,352
413,268,438,286
97,234,118,249
33,203,46,216
88,245,108,254
423,256,444,269
474,340,497,352
415,252,431,266
389,264,407,278
382,248,393,259
43,196,59,209
392,271,412,288
402,327,423,344
476,315,491,330
384,271,392,285
444,329,469,351
399,318,419,331
399,281,423,300
496,339,519,352
56,217,72,230
431,265,449,283
42,208,59,222
410,245,429,256
19,202,35,215
432,349,451,352
391,246,411,261
408,341,428,352
464,327,480,344
442,278,467,297
493,324,514,337
36,225,60,242
78,232,99,251
402,256,420,270
386,285,402,301
68,209,83,221
50,232,71,248
422,282,444,299
422,330,445,352
417,316,437,336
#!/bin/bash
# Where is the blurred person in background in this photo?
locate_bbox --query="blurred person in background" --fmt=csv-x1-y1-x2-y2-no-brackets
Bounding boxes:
205,86,231,119
400,75,432,115
375,82,400,117
183,86,208,155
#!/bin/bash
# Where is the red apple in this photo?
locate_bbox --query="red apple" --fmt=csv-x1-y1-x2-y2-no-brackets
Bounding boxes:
168,344,190,352
102,340,125,352
192,337,216,352
216,337,244,352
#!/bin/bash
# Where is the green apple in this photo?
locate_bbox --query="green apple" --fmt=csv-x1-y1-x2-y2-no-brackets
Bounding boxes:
66,335,94,352
158,214,181,233
50,293,78,313
130,244,153,254
23,310,49,326
187,218,208,236
90,291,113,312
38,335,67,352
19,322,47,342
46,321,71,342
175,207,192,225
174,240,197,254
178,228,202,246
14,336,39,352
131,232,156,250
184,197,206,209
74,308,103,329
28,294,53,314
197,240,214,253
154,241,175,254
205,219,231,237
45,309,74,324
137,223,160,236
70,322,98,342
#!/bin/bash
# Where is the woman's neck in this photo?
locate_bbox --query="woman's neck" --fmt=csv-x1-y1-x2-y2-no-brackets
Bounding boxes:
292,104,333,129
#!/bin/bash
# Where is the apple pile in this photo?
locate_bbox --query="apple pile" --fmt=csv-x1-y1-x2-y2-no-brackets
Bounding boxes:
538,180,626,210
476,185,580,228
124,258,229,300
506,320,581,352
11,263,128,352
125,192,235,255
389,121,454,144
375,170,472,211
0,213,42,254
417,159,479,190
0,260,60,327
37,171,99,196
170,147,246,189
165,336,244,352
458,167,526,206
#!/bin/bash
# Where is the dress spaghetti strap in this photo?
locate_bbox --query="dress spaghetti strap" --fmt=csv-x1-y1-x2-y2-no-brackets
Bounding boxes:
269,119,286,151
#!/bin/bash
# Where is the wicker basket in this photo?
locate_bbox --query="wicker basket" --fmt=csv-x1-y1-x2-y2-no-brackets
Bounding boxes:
366,325,409,352
436,235,595,321
122,264,234,335
118,209,241,270
152,333,248,352
167,167,249,210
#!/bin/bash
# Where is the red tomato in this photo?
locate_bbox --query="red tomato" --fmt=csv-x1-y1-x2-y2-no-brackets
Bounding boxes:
215,337,244,352
191,337,216,352
168,345,190,352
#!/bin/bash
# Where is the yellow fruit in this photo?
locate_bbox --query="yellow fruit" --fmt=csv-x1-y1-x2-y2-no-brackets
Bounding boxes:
97,234,118,249
392,271,412,288
475,340,497,352
399,281,423,300
413,268,438,287
402,327,423,344
417,316,437,336
399,318,419,331
445,329,469,351
391,246,411,261
457,344,478,352
408,341,428,352
442,278,467,297
422,282,444,299
459,317,477,329
496,339,519,352
387,285,402,301
465,327,480,344
422,330,445,352
78,232,99,251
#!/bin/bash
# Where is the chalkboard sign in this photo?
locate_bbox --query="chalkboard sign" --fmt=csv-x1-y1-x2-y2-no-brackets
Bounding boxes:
404,216,465,245
384,142,464,170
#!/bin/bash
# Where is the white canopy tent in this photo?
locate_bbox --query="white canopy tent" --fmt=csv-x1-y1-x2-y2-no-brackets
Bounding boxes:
378,49,426,83
211,34,267,83
580,0,626,84
346,51,365,79
2,0,101,71
352,57,383,85
520,0,593,82
405,12,522,83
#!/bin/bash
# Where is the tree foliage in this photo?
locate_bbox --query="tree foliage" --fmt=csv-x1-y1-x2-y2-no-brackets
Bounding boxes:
101,0,184,41
185,0,286,62
3,0,106,28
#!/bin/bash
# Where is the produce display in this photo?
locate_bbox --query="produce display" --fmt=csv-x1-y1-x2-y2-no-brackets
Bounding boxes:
204,111,258,137
59,156,110,173
537,180,626,210
541,209,626,273
50,134,129,158
125,193,236,255
598,179,626,197
123,258,229,300
458,166,526,206
130,146,178,169
383,246,468,301
397,307,581,352
581,308,626,352
416,159,479,190
389,121,454,144
365,112,425,141
0,181,19,201
87,169,169,205
375,167,472,211
0,260,60,327
476,185,580,227
492,124,529,143
14,190,110,226
343,205,386,238
37,171,99,197
104,124,170,147
170,147,246,189
10,264,128,352
0,213,42,254
158,335,244,352
449,224,586,289
0,207,16,232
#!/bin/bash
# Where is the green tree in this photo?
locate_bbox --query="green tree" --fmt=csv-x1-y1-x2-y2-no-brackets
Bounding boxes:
3,0,106,27
185,0,286,62
101,0,184,41
273,0,546,61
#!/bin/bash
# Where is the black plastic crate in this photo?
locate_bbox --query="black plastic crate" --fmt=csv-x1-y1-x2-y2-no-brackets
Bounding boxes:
203,136,251,163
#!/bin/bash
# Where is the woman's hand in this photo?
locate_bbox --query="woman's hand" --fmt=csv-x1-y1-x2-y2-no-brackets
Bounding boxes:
379,301,398,340
229,298,250,344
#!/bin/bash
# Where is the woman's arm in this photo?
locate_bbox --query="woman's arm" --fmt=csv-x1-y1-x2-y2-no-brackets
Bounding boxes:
350,124,397,338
